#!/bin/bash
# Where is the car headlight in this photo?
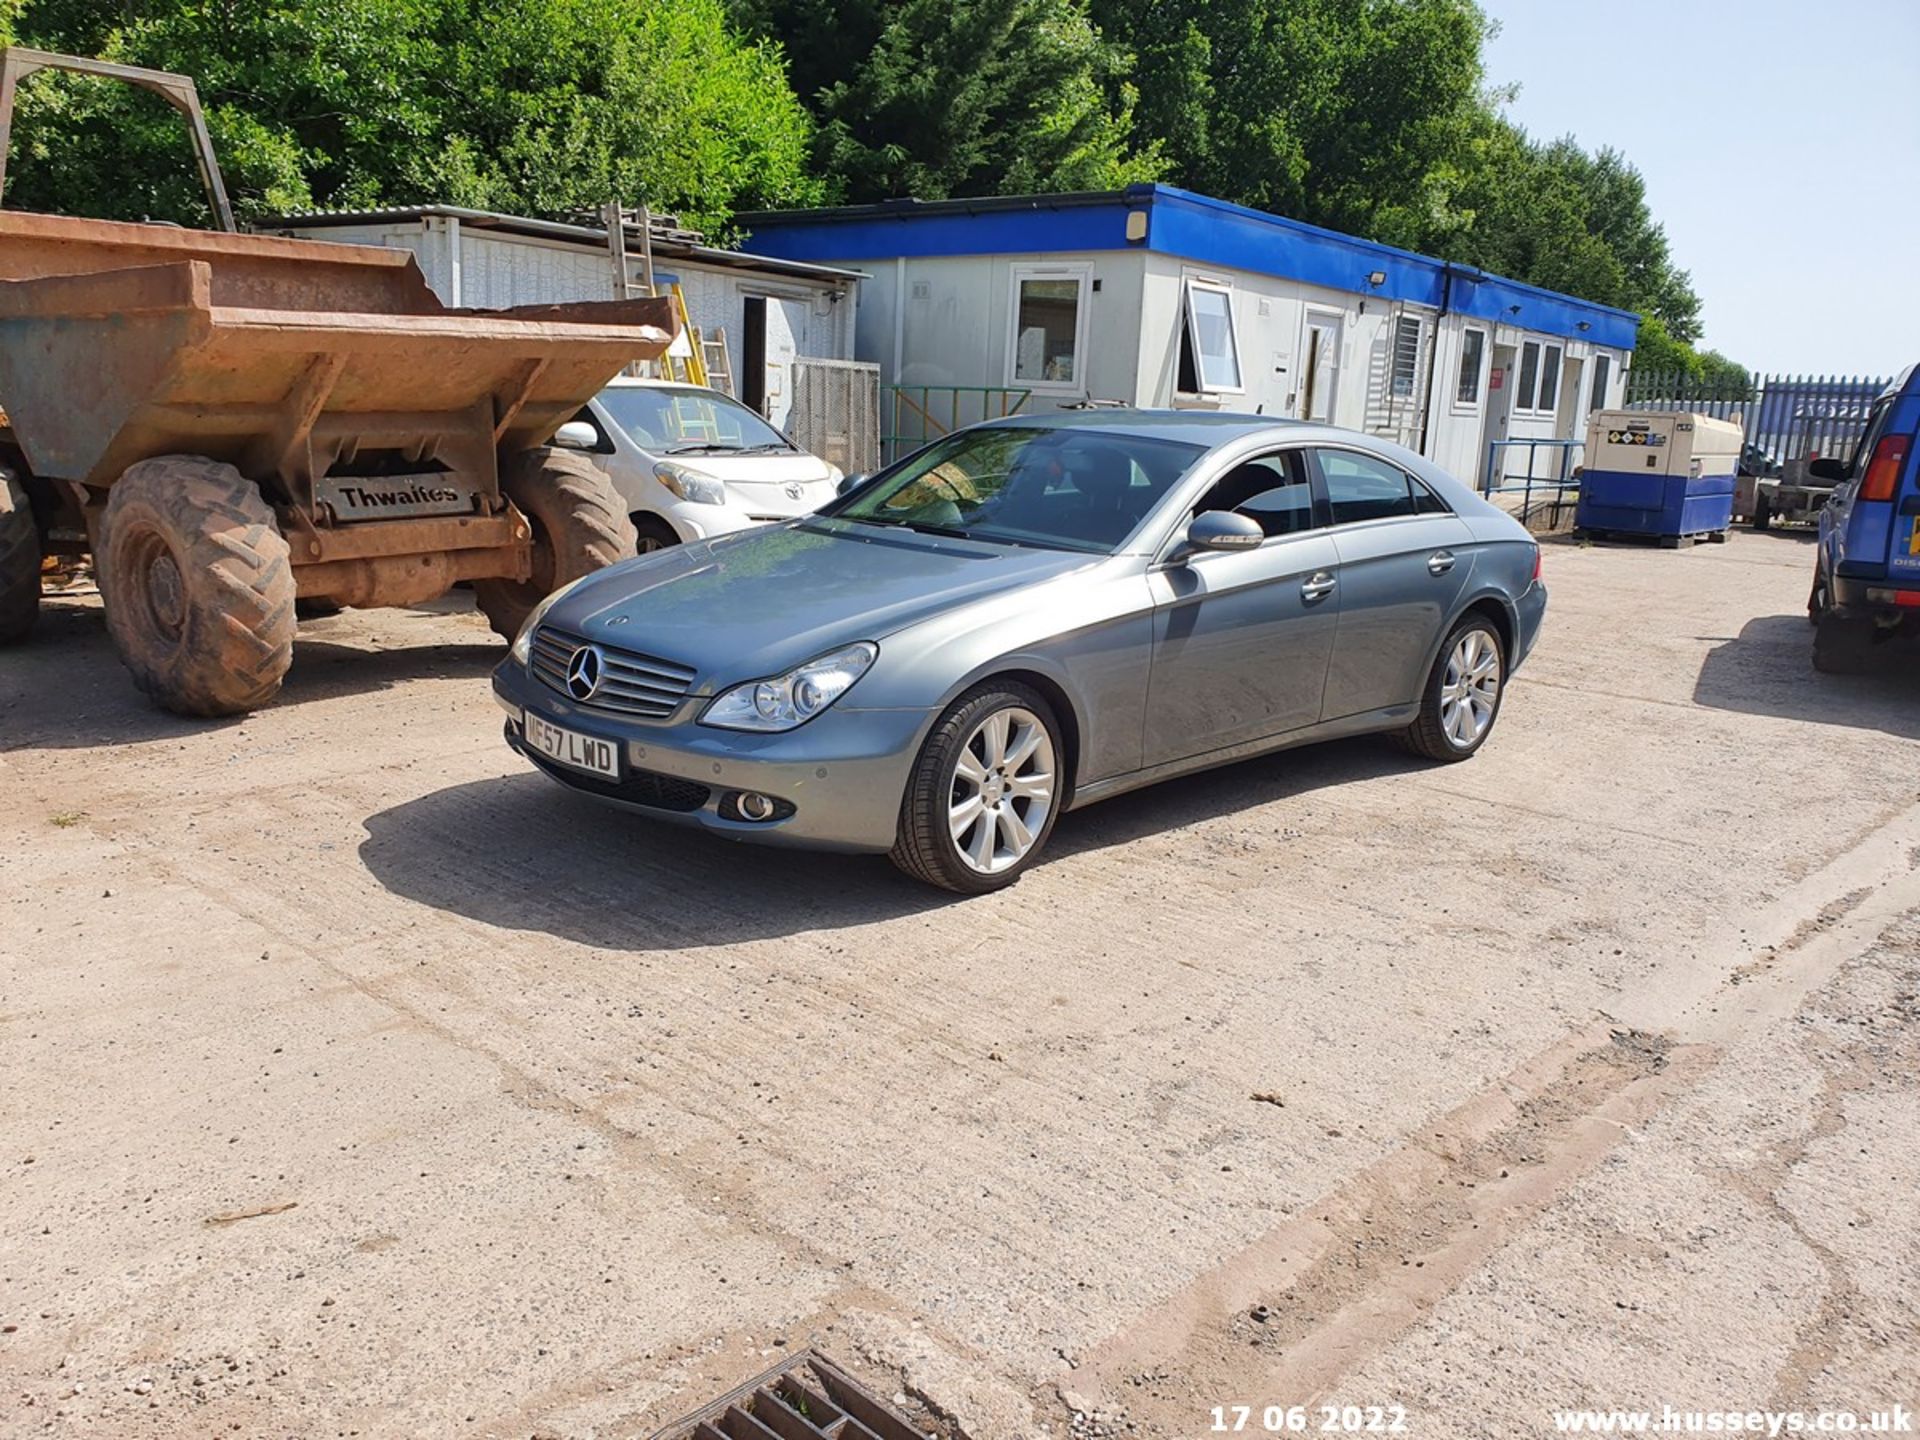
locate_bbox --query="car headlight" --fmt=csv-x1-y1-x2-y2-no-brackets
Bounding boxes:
823,463,844,487
701,642,877,732
509,574,592,666
654,462,728,506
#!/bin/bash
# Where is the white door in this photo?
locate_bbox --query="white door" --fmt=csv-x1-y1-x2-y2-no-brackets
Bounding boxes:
1299,312,1343,421
760,297,804,431
1479,343,1518,490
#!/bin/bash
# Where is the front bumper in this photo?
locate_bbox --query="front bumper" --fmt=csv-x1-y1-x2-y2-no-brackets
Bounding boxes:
493,659,932,853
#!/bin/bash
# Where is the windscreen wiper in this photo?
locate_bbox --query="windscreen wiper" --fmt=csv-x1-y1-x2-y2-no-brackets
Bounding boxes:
665,441,745,455
848,515,975,541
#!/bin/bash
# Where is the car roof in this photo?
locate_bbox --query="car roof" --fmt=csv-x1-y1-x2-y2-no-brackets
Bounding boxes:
601,376,714,394
985,408,1352,448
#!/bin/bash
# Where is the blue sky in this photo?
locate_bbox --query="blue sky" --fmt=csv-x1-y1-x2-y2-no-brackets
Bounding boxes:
1480,0,1920,376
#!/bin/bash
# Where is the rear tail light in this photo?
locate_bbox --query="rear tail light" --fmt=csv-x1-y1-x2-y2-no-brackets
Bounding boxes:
1861,433,1911,501
1530,545,1542,583
1865,587,1920,608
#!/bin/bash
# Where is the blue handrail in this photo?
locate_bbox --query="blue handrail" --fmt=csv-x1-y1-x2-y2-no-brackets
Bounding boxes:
1481,438,1584,526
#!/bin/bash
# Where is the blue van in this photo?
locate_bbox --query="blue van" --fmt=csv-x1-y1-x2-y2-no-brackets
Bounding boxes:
1809,364,1920,672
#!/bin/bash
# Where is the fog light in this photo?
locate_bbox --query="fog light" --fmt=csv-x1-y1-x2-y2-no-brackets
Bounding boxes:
737,791,776,822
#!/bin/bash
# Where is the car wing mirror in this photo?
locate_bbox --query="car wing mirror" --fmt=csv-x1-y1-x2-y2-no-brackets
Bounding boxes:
1183,510,1264,555
553,420,599,451
1807,457,1848,483
835,471,871,497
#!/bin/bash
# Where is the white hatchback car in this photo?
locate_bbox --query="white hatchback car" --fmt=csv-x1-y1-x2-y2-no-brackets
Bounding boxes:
554,378,843,553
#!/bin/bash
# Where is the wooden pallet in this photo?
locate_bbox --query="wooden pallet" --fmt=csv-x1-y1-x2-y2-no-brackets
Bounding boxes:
1572,527,1730,550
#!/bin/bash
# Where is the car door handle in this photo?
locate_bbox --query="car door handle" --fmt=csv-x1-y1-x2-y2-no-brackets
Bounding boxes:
1427,550,1457,575
1301,571,1337,601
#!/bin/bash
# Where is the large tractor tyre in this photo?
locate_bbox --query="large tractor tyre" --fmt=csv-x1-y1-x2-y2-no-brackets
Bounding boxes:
101,456,296,717
0,472,40,645
475,447,637,642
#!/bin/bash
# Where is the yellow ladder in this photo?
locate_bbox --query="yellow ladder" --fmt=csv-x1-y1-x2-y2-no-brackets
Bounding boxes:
662,284,711,388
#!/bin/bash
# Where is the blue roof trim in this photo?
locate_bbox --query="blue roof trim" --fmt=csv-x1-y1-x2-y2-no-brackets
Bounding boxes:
742,183,1639,351
742,195,1143,263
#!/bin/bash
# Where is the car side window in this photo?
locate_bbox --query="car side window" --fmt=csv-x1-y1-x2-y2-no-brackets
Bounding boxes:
1410,476,1451,515
1317,449,1418,526
1193,451,1316,538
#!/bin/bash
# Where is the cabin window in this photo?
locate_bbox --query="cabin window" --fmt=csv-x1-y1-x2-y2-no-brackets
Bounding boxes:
1588,353,1612,413
1178,278,1243,393
1389,315,1423,399
1537,344,1564,412
1007,267,1089,390
1455,328,1486,406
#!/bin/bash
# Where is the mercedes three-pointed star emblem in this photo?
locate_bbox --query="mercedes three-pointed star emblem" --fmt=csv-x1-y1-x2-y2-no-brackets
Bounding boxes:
564,644,603,701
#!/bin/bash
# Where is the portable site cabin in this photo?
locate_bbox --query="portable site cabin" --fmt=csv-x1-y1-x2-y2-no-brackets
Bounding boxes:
266,206,871,463
740,185,1638,488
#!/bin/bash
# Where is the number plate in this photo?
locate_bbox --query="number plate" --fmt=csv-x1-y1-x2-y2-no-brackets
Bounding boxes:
524,713,620,780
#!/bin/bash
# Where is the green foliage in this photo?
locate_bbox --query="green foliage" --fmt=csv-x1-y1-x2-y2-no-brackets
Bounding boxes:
5,0,821,232
1088,0,1492,250
1085,0,1729,372
2,0,1737,373
729,0,1159,202
1629,320,1751,390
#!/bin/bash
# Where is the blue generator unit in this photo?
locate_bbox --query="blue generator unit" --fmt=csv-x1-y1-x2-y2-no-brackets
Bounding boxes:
1575,410,1743,544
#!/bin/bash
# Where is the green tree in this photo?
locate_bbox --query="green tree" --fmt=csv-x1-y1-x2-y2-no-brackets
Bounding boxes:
5,0,821,232
729,0,1159,202
1086,0,1492,248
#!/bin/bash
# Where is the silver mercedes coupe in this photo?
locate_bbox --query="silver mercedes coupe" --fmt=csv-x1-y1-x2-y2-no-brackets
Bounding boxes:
492,412,1546,892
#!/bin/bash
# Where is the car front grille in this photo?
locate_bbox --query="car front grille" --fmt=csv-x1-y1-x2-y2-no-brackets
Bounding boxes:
529,626,697,719
524,751,712,813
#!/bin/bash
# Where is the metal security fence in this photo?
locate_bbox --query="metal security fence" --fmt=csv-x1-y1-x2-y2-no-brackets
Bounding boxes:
1626,371,1892,468
882,384,1030,464
787,358,881,476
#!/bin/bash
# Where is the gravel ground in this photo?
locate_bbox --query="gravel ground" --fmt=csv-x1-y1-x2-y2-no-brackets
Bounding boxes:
1,529,1916,1439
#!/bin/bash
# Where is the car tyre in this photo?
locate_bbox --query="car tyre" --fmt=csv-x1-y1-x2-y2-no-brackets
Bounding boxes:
891,680,1064,894
1812,613,1875,675
1398,615,1505,763
633,514,680,554
0,471,40,645
1752,493,1772,531
1807,567,1829,626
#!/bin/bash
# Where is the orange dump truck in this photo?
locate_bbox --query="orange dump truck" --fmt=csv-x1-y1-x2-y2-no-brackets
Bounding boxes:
0,48,674,714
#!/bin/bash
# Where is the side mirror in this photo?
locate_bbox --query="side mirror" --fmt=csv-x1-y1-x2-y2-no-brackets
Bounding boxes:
553,420,599,451
1184,510,1264,554
835,472,871,497
1808,457,1848,483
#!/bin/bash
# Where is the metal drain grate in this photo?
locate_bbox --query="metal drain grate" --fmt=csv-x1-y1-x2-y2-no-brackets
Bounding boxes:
648,1349,925,1440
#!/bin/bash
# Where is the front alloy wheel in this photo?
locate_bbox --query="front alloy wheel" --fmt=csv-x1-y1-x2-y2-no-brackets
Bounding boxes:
892,682,1064,893
947,706,1056,875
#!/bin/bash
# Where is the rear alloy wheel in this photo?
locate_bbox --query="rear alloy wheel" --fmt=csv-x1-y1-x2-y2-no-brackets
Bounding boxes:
892,682,1063,894
1399,617,1505,762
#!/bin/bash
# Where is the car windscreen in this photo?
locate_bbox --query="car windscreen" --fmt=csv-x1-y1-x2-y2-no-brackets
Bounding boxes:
825,426,1206,553
599,387,796,456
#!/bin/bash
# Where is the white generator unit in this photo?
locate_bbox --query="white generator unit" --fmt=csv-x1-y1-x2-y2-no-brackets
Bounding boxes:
1576,409,1744,542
